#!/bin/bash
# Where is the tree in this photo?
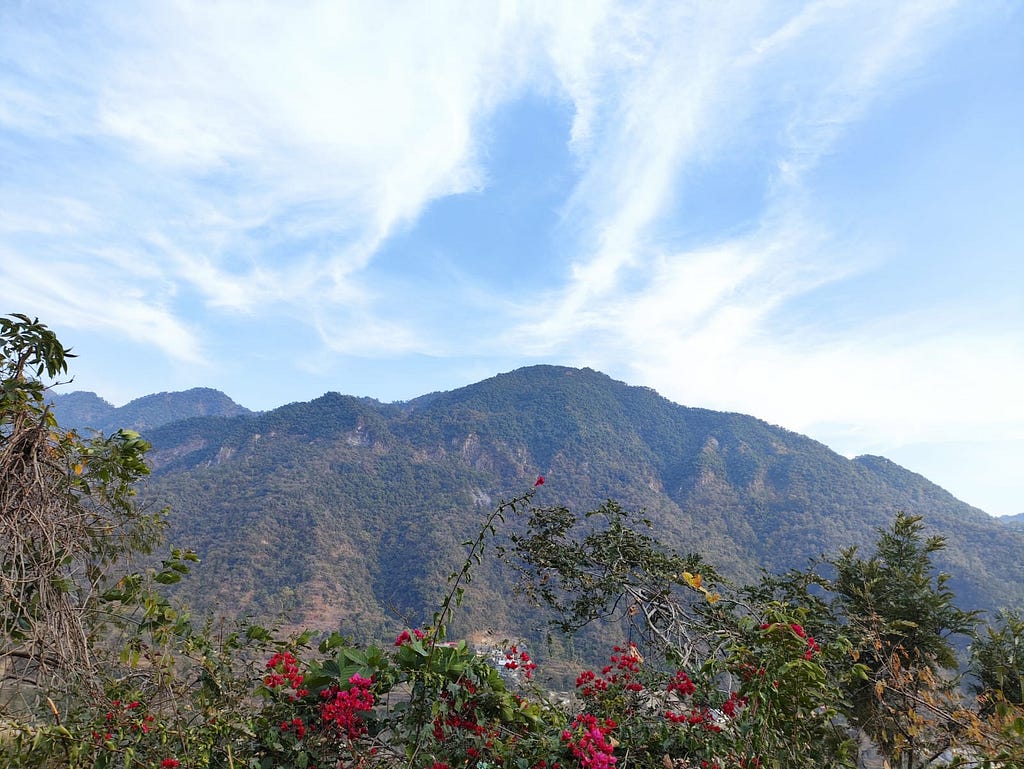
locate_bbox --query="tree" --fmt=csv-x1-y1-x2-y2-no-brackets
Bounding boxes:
972,609,1024,710
830,513,978,769
504,500,857,768
0,314,162,707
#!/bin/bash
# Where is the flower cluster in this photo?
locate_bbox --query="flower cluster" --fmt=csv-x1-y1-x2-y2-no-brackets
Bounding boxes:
280,716,307,740
562,713,617,769
720,691,749,719
663,668,746,732
759,623,820,660
91,698,156,743
736,662,767,682
264,651,309,698
431,679,493,746
394,627,426,646
664,707,721,731
666,670,696,697
575,669,608,697
432,708,487,741
502,644,537,679
576,644,644,697
320,673,375,740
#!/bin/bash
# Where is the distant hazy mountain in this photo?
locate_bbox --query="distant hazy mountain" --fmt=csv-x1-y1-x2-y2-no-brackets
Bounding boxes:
49,387,252,434
100,365,1024,648
999,512,1024,529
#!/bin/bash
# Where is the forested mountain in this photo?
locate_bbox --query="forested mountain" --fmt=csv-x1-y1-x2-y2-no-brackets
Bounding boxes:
50,387,252,434
62,365,1023,648
1000,512,1024,529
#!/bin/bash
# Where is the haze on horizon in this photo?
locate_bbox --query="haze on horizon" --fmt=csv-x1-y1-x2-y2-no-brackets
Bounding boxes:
2,2,1021,516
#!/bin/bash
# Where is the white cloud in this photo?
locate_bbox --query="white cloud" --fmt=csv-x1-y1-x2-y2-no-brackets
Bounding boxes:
0,247,203,364
3,1,1020,514
0,194,100,237
505,4,968,335
763,1,959,192
626,318,1024,450
3,2,567,325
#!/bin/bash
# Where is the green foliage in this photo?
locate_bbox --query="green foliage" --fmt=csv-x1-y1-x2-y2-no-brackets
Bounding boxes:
830,514,979,768
0,313,73,391
0,462,566,768
505,499,857,768
972,609,1024,709
5,477,1024,769
1,314,165,700
833,514,975,669
504,500,712,636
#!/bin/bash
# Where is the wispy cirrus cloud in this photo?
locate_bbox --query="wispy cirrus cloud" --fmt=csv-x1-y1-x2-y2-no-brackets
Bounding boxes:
3,1,1021,514
532,0,961,325
0,246,202,363
3,2,558,331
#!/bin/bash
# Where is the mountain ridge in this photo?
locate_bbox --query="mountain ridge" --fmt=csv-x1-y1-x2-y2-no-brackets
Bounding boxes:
49,365,1024,644
50,386,252,434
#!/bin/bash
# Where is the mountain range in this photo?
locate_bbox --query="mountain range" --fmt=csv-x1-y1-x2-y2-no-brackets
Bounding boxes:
50,365,1024,649
50,387,252,434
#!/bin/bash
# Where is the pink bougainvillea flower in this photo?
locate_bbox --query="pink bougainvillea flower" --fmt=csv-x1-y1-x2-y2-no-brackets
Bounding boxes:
320,674,375,740
394,628,426,646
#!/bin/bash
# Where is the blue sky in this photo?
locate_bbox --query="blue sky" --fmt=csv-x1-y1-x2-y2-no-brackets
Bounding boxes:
2,2,1022,516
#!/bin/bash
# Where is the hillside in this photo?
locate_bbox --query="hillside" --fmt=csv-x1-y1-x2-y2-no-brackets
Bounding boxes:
999,512,1024,529
50,387,252,434
97,365,1024,650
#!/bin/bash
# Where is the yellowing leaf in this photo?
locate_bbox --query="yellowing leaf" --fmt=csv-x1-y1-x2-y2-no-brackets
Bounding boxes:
73,463,84,476
706,592,721,604
682,571,703,589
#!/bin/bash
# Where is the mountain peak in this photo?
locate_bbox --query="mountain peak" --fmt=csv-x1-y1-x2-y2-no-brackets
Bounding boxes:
47,367,1024,633
50,387,251,435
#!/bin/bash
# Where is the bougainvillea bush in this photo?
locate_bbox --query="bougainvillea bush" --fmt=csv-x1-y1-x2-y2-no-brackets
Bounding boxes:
3,493,1024,768
0,625,839,769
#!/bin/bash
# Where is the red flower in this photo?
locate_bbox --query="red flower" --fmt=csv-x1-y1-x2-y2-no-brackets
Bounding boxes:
722,691,749,718
534,475,545,486
804,636,820,659
667,670,696,696
394,628,426,646
320,674,375,740
161,760,181,768
562,713,617,769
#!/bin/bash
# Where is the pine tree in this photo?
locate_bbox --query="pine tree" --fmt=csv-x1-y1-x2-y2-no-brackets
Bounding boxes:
831,513,978,768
